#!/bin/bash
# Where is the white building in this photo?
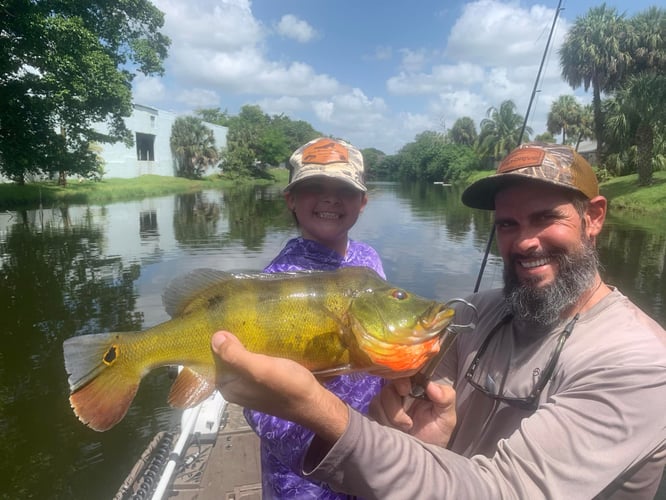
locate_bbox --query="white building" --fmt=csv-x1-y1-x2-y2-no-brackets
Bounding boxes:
95,104,228,179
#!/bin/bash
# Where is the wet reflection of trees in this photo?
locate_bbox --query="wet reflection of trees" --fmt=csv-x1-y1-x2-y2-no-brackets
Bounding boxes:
172,187,290,251
222,185,291,249
0,215,143,499
395,181,496,251
173,192,222,245
598,224,666,327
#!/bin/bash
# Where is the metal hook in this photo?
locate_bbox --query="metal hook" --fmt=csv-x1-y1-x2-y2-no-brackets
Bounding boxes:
443,297,478,331
403,298,478,408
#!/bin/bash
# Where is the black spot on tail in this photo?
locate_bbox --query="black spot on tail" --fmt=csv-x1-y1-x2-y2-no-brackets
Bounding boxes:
103,345,117,365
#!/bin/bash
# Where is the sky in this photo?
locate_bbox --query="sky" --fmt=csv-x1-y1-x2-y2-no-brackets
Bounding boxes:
136,0,657,154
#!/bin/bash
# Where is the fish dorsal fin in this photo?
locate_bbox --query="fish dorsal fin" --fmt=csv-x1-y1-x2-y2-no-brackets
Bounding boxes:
162,268,233,318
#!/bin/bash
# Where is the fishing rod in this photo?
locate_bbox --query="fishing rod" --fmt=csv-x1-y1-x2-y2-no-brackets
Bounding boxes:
406,0,565,405
472,0,564,293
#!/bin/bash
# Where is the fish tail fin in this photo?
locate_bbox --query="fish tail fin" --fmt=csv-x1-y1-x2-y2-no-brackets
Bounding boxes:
63,333,142,432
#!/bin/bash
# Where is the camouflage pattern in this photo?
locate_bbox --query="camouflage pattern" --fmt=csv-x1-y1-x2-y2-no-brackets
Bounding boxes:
285,137,367,192
462,142,599,210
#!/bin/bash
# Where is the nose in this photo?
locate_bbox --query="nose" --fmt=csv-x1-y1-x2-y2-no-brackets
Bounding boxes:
511,226,541,255
319,187,341,203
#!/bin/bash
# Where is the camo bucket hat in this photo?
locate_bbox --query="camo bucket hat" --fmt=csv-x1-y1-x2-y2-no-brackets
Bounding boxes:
462,142,599,210
285,137,366,192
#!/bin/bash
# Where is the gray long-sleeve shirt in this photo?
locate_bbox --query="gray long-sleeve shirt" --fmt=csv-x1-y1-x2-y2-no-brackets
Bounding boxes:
305,288,666,499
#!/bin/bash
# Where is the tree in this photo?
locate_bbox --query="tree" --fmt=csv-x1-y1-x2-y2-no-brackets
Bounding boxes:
547,95,583,144
170,117,219,179
626,7,666,76
223,105,270,178
535,131,556,143
0,0,170,184
449,117,478,146
604,73,666,185
559,5,630,162
568,104,595,151
385,131,479,182
478,100,530,162
222,105,321,179
195,108,231,126
361,148,386,180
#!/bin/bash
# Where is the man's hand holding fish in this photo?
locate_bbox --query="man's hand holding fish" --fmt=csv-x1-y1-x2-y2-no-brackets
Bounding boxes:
369,377,457,447
212,330,349,445
212,330,458,448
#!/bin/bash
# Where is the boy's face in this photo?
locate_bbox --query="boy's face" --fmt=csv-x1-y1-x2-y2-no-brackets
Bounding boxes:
285,177,367,251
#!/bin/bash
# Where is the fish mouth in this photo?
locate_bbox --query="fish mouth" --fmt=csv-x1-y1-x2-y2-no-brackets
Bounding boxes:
417,304,456,342
353,303,455,346
387,303,456,345
350,304,456,376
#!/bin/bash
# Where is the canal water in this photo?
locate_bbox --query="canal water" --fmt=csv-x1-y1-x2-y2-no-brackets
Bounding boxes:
0,181,663,499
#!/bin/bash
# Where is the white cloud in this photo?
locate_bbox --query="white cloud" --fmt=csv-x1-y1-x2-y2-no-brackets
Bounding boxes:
133,0,581,153
176,88,220,109
446,0,559,67
372,45,393,61
387,63,484,95
133,75,166,103
276,14,317,43
156,0,263,51
399,48,429,72
255,96,306,116
429,90,488,128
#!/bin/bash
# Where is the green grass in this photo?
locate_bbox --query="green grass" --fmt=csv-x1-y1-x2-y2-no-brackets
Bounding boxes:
599,170,666,212
461,169,666,216
2,167,664,216
0,168,291,210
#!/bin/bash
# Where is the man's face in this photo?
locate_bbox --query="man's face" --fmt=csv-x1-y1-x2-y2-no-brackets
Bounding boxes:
494,183,599,325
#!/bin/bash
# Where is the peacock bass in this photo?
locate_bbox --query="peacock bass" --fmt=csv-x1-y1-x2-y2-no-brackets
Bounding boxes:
63,267,456,431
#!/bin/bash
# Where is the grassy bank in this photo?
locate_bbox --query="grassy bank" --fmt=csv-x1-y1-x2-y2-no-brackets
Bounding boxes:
1,168,664,216
0,169,290,210
463,169,666,217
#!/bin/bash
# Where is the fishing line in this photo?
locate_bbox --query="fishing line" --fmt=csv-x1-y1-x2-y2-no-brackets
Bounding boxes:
473,0,564,293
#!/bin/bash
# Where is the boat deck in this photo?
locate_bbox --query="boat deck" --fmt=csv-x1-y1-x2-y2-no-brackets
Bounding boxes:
169,403,262,499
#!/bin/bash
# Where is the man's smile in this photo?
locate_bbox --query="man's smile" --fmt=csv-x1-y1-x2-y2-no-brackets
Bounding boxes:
519,257,551,269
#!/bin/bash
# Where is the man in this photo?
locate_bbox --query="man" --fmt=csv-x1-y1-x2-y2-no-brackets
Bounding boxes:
212,142,666,499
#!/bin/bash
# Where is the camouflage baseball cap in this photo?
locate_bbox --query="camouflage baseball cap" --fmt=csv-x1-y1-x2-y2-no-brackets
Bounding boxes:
285,137,366,192
461,142,599,210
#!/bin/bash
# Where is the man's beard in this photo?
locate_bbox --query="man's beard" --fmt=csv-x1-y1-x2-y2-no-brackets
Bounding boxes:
503,236,600,327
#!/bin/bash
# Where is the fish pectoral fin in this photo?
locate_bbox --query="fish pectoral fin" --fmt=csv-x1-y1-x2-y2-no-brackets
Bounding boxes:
167,366,216,408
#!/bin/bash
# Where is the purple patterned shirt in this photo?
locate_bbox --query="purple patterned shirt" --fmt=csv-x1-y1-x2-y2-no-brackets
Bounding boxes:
244,237,386,499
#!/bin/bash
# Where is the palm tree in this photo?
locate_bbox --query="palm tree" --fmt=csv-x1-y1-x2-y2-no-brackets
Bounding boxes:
626,7,666,76
478,100,530,162
547,95,583,145
569,104,595,152
449,117,478,147
170,116,219,179
559,5,631,162
604,73,666,185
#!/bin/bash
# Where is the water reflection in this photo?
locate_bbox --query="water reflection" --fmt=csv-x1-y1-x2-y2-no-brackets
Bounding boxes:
599,219,665,323
0,181,663,499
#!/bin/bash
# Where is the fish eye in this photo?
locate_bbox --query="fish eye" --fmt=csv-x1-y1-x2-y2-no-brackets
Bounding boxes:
392,289,408,300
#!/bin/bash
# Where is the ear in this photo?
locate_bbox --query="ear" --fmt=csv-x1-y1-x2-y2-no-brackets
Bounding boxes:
359,194,368,212
284,192,296,211
585,196,607,238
